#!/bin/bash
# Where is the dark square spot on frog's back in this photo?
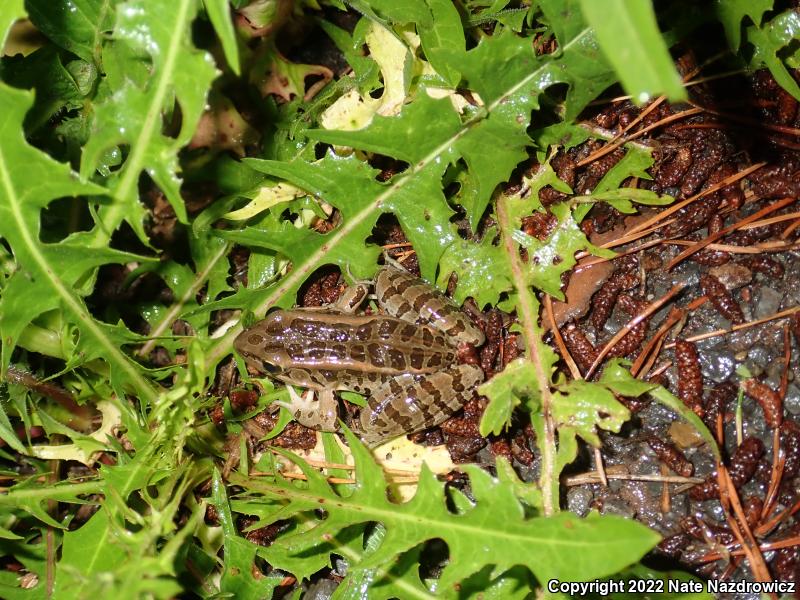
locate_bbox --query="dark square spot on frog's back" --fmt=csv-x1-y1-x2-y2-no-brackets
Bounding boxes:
329,323,351,342
387,348,405,369
292,319,319,338
368,344,384,366
420,378,437,396
355,324,372,341
307,347,326,361
376,319,399,338
380,284,399,300
388,378,404,396
422,328,435,346
401,324,417,339
265,319,284,335
349,345,367,362
447,321,465,336
288,344,304,360
409,349,424,370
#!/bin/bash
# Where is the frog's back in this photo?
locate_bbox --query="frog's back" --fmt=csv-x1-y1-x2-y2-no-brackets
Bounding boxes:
236,310,457,386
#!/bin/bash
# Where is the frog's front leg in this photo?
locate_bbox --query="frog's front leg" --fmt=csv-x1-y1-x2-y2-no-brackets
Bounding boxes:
275,386,339,431
355,364,484,447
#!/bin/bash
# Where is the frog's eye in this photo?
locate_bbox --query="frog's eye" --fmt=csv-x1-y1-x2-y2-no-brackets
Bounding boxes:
262,361,282,374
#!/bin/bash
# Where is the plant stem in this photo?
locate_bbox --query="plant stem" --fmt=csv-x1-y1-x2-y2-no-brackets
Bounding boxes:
0,480,103,503
495,195,558,516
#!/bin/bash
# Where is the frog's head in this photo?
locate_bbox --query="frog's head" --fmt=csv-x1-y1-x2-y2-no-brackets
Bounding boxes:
234,311,292,376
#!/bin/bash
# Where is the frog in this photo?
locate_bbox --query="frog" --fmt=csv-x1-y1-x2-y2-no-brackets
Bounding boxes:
234,262,485,447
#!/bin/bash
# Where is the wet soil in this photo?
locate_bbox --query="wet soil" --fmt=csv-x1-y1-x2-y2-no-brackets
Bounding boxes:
545,62,800,585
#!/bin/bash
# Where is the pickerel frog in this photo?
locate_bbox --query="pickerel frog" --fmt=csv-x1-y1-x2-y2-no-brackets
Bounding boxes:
234,263,485,447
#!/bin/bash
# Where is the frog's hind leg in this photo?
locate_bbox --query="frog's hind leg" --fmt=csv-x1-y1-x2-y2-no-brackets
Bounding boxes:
335,283,370,313
374,264,485,346
356,364,483,447
275,386,339,432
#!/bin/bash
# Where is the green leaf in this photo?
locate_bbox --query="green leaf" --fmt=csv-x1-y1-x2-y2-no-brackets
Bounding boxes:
478,358,538,436
438,231,513,309
574,145,672,220
418,0,465,87
599,359,658,397
526,159,573,213
232,429,659,589
535,1,618,120
81,0,217,242
1,46,96,132
1,1,25,46
747,10,800,101
544,360,657,448
531,120,592,155
314,25,616,230
55,509,127,596
0,477,102,528
578,0,686,102
523,202,612,300
317,18,380,92
593,145,655,195
240,151,445,276
309,93,462,166
0,396,26,454
553,381,630,447
333,525,433,599
441,201,611,312
211,469,283,598
0,533,50,598
715,0,773,52
203,0,240,74
26,0,117,63
351,0,431,26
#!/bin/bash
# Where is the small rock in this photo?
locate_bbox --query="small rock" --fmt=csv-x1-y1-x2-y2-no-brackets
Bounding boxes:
709,263,752,290
670,262,700,290
567,487,593,517
600,496,635,519
785,384,800,416
754,286,782,319
765,363,785,385
747,344,770,369
785,261,800,304
699,348,736,383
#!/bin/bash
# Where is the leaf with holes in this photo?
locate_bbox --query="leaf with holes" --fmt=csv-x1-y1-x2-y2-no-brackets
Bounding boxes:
80,0,217,242
230,429,659,589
